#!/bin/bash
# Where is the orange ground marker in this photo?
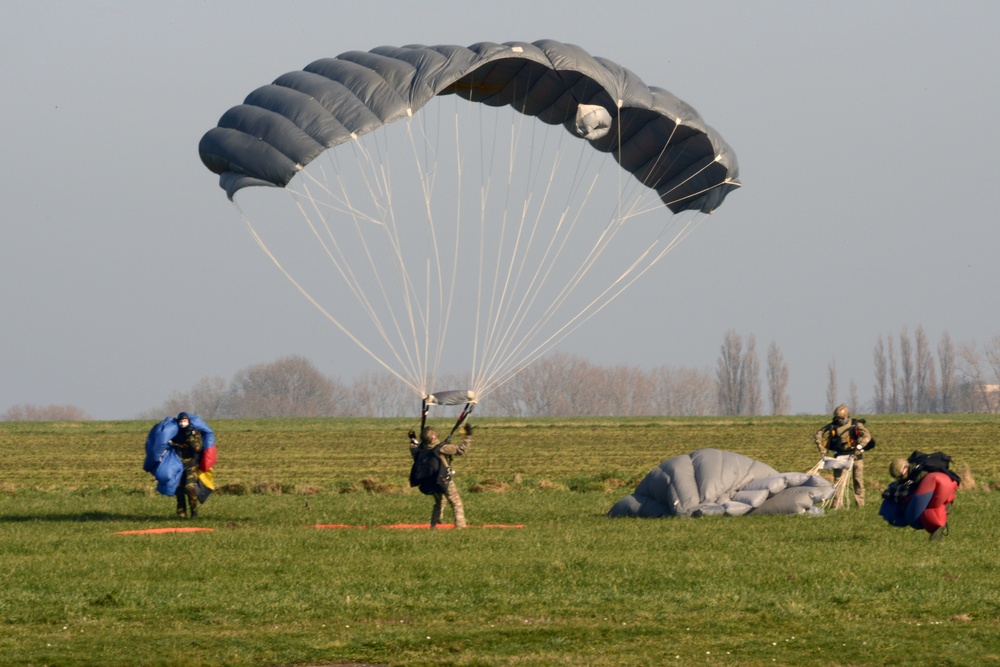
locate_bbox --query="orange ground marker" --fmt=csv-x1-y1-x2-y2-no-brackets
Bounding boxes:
309,523,525,530
115,527,214,535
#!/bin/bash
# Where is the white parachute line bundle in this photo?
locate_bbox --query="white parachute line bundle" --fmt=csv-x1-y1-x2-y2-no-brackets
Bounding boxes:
816,457,856,510
231,201,422,396
300,137,430,393
230,96,712,403
466,105,706,399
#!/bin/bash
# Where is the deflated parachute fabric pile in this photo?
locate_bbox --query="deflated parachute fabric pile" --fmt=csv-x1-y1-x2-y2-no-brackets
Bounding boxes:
608,448,834,518
142,414,216,496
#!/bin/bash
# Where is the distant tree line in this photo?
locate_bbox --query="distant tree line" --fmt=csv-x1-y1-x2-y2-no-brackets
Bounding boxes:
7,328,1000,420
715,330,789,416
137,355,414,420
1,404,92,421
870,327,1000,414
136,353,720,420
138,336,790,419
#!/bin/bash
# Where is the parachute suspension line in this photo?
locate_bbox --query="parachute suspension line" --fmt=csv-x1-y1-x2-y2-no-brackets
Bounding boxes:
642,118,731,211
471,85,615,396
467,103,512,396
483,209,710,398
294,175,409,363
480,143,641,387
475,149,599,388
474,121,708,400
344,130,431,390
475,105,524,390
298,142,426,392
349,121,460,398
403,118,444,396
476,174,601,385
470,96,568,397
479,104,544,385
287,130,438,396
465,94,675,399
415,111,448,388
469,96,489,397
230,200,421,396
486,114,588,372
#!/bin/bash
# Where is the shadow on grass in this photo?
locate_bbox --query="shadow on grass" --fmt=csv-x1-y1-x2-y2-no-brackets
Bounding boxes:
0,512,179,523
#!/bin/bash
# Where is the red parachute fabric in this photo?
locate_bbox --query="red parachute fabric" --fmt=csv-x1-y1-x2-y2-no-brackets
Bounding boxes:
913,471,958,532
200,445,218,472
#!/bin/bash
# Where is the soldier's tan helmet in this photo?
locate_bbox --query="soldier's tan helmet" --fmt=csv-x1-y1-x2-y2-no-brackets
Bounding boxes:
420,427,438,446
889,458,909,479
833,404,850,422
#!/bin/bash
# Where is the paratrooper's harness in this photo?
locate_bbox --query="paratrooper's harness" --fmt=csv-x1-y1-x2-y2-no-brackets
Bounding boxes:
824,418,874,459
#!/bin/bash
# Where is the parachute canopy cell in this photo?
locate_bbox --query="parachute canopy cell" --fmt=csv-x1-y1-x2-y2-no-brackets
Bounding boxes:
608,449,834,518
199,40,740,214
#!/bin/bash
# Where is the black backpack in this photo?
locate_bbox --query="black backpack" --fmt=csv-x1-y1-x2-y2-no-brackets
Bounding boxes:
409,444,450,495
882,450,961,503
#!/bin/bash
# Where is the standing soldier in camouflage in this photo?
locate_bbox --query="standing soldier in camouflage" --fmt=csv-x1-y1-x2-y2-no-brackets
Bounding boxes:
814,404,874,508
410,424,472,529
169,412,203,518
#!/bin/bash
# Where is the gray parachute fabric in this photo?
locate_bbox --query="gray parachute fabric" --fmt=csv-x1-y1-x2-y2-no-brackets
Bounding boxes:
199,40,740,214
608,449,834,518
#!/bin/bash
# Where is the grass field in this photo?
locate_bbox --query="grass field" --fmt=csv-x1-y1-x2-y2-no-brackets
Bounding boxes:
2,415,999,666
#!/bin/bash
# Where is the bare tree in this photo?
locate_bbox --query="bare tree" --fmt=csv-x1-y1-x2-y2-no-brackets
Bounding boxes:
872,335,887,413
482,353,717,417
649,365,717,416
849,379,859,413
766,341,790,415
986,334,1000,385
915,326,937,413
716,330,743,416
488,353,576,417
226,355,346,418
938,331,957,413
186,377,227,419
2,404,92,421
137,376,229,420
347,371,413,417
899,329,914,413
956,341,996,412
739,335,762,416
887,336,899,413
825,360,838,413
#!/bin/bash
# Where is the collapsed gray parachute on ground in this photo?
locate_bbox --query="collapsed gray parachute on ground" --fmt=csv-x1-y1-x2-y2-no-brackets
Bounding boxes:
608,449,834,518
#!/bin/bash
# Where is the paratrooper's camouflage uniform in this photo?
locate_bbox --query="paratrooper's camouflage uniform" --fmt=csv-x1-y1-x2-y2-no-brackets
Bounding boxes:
411,427,471,528
814,404,872,508
171,426,202,518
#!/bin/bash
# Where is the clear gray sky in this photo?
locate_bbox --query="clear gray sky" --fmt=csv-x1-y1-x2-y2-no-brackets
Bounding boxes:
2,1,997,419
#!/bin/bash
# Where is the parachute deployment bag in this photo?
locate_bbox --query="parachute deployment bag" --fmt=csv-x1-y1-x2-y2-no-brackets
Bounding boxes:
409,444,450,495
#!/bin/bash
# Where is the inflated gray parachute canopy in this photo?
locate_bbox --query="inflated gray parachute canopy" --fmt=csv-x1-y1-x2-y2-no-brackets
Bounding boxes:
608,449,834,518
199,39,740,214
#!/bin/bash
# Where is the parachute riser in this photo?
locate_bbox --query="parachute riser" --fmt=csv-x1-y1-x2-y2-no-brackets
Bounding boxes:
444,402,475,444
418,399,475,445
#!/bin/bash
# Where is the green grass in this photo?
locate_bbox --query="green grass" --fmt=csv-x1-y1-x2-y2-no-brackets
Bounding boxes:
2,415,999,666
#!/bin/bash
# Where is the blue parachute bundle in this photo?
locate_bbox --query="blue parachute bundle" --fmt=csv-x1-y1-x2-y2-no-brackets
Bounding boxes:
143,414,215,496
